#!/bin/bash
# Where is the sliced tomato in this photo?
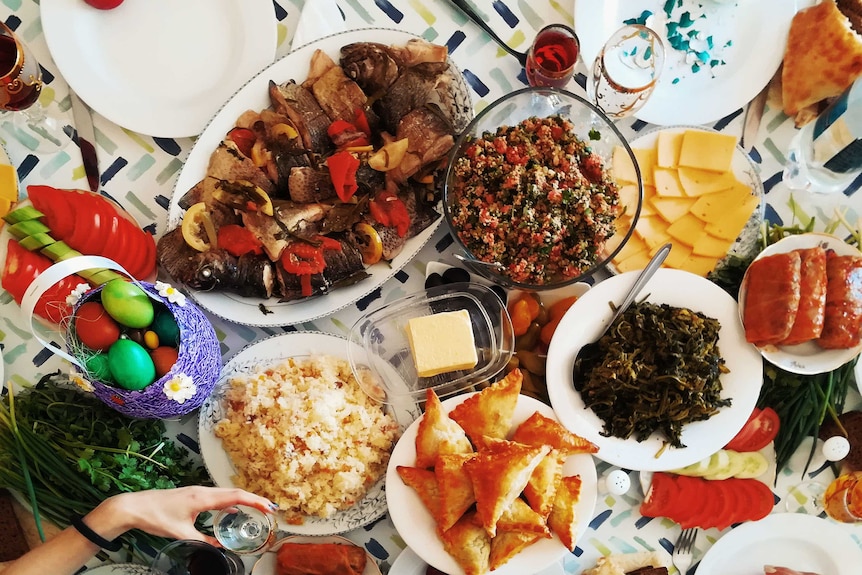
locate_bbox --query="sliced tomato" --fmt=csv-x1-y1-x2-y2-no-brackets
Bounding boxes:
2,239,80,324
737,478,775,522
27,185,74,239
640,472,679,519
724,407,781,452
227,127,256,158
710,479,739,531
680,476,719,529
671,475,704,527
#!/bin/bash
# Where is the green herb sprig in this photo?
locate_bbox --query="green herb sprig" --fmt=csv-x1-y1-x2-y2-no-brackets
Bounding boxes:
0,373,212,557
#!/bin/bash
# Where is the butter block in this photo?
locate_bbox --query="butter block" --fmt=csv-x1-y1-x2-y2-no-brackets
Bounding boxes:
678,130,738,173
407,310,478,378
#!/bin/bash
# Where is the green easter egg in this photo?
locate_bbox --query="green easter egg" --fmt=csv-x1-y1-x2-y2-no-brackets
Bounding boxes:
108,339,156,390
151,309,180,346
101,279,154,329
84,353,114,382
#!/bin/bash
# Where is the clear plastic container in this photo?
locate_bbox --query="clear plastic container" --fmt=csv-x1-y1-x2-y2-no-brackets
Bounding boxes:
348,282,514,416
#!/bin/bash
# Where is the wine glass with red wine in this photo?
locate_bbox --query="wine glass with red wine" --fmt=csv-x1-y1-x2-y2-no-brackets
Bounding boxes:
525,24,580,89
588,24,665,119
0,21,69,151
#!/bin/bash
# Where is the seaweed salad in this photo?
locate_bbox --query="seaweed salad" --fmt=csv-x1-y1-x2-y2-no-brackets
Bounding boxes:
573,302,730,449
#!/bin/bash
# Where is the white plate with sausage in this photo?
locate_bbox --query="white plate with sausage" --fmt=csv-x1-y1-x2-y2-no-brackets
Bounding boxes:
738,233,862,375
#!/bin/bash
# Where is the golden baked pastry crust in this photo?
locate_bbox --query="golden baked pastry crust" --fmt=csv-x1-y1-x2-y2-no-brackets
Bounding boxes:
449,369,523,448
489,529,542,571
495,496,551,537
415,388,473,468
547,474,583,552
782,0,862,116
512,410,598,455
465,438,550,537
522,449,565,519
435,452,477,532
440,510,491,575
396,465,440,523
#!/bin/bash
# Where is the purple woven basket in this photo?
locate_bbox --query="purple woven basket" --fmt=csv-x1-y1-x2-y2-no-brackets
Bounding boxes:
69,281,221,419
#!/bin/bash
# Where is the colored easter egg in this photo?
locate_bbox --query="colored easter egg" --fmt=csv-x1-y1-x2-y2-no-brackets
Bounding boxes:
143,330,159,350
74,301,120,352
150,309,180,346
108,338,156,390
101,279,154,329
84,353,114,382
150,346,179,378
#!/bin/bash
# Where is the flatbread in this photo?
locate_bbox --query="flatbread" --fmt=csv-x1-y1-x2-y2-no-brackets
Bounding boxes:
782,0,862,116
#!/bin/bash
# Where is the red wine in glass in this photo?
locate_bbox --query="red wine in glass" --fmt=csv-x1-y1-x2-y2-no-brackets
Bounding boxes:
0,28,42,111
526,24,580,88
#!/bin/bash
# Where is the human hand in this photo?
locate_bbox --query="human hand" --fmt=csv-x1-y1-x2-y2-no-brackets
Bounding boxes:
102,486,276,546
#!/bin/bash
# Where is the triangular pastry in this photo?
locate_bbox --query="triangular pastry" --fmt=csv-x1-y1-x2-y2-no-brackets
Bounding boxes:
440,510,491,575
415,388,473,468
512,411,598,455
547,474,583,552
522,448,565,519
464,438,550,537
396,465,440,522
495,496,550,537
489,529,542,571
435,452,477,532
449,368,522,448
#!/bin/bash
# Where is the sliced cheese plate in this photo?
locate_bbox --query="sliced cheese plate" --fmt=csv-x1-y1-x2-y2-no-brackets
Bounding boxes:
608,126,764,277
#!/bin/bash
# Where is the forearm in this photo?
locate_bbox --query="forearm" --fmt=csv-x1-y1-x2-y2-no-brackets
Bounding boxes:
3,496,132,575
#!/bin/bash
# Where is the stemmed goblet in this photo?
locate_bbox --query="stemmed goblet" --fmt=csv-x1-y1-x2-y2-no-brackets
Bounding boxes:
213,504,277,554
0,21,69,151
588,24,665,119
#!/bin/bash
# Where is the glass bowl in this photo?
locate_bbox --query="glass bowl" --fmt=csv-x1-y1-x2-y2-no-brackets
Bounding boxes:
443,86,643,290
347,282,514,415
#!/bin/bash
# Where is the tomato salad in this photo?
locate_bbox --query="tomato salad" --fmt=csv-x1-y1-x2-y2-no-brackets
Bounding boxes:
448,115,621,285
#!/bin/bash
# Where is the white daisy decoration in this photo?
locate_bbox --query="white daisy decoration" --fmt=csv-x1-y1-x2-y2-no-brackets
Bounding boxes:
70,371,95,393
66,283,92,307
155,281,186,306
163,373,196,404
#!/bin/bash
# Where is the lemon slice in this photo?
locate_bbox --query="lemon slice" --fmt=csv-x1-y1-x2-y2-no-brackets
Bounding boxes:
181,202,217,252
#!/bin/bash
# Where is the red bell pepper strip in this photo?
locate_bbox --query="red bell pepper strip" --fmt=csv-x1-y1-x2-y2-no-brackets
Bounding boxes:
1,239,82,324
354,108,371,137
281,242,327,275
327,119,370,148
217,224,263,257
327,151,360,203
300,273,313,297
226,127,256,158
369,191,411,237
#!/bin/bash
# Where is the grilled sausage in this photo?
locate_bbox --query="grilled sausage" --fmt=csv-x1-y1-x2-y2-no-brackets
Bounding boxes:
780,247,827,345
818,253,862,349
743,251,802,346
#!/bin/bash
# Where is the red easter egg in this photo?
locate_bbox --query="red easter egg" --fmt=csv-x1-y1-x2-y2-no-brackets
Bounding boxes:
74,301,121,352
150,346,179,378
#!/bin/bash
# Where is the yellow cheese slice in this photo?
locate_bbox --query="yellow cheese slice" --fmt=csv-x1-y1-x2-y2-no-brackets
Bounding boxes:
635,215,672,249
653,167,685,197
704,194,759,240
657,131,684,168
615,248,652,272
0,164,17,202
641,185,656,216
612,146,638,184
613,232,648,263
633,147,657,187
650,196,696,223
0,196,12,221
677,166,737,196
691,233,733,258
666,213,706,247
678,254,721,277
662,241,693,269
689,185,754,224
678,130,738,173
618,184,641,216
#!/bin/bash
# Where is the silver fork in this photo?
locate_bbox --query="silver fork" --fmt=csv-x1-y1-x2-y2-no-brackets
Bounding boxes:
672,527,697,575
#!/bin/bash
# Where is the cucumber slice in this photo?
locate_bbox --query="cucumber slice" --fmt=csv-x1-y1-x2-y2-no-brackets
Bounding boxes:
7,219,51,239
701,450,731,479
40,241,79,261
19,232,56,251
704,449,747,480
671,456,711,477
730,450,769,479
87,268,125,286
2,205,43,225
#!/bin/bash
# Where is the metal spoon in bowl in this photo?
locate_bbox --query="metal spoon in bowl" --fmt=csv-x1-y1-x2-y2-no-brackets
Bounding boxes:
453,252,506,271
572,242,672,382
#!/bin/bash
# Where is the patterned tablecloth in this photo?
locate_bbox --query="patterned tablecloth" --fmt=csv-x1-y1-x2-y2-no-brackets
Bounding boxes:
1,1,861,574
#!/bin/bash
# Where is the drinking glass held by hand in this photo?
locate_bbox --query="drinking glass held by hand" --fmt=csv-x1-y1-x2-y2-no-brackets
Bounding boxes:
525,24,580,88
0,21,69,151
589,24,665,119
214,504,277,554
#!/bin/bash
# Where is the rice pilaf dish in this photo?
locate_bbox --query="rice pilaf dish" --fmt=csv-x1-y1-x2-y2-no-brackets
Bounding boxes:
214,355,400,522
449,115,621,285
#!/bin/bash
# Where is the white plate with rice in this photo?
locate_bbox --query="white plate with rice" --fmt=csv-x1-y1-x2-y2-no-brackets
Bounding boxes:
198,331,405,535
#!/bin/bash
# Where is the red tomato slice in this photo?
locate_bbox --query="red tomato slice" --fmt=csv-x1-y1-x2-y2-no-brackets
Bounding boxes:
737,478,775,522
672,475,706,528
640,472,679,519
681,477,721,529
2,239,79,323
27,185,74,239
724,407,781,452
710,479,739,531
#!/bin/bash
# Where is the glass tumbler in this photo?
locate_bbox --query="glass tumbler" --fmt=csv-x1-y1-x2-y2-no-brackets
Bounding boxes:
151,539,244,575
589,24,665,119
525,24,580,88
823,471,862,523
214,504,277,554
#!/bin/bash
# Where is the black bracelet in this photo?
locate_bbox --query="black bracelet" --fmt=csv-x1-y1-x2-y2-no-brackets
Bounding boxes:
70,515,123,552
